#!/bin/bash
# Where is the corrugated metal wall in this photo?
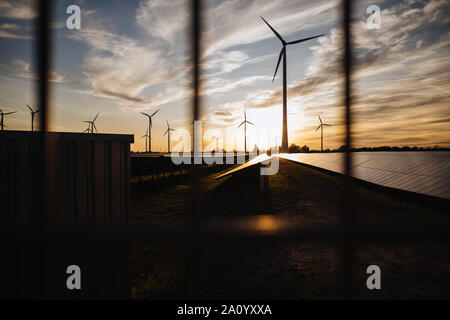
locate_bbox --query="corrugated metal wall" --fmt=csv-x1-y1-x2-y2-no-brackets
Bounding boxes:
0,131,134,298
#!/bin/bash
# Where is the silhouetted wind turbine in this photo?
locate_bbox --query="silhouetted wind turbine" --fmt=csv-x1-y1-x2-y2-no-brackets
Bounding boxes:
26,104,41,132
315,115,332,152
0,108,17,131
83,113,99,134
163,120,175,153
261,16,324,153
214,136,219,151
141,109,159,152
82,124,91,133
141,127,150,152
237,110,254,153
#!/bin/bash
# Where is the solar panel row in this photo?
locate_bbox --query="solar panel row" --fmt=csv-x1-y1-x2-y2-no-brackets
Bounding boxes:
279,152,450,199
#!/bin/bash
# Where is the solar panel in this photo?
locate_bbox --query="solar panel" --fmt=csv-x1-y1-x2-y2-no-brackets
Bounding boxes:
279,152,450,199
215,154,273,180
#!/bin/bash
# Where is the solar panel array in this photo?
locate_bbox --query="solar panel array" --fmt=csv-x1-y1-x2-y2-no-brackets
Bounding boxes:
279,152,450,199
216,154,273,179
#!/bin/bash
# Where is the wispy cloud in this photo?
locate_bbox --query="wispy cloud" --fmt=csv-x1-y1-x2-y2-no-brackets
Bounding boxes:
0,0,36,19
0,21,32,39
1,59,64,82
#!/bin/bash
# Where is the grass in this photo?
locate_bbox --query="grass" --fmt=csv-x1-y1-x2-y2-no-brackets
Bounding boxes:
130,158,450,299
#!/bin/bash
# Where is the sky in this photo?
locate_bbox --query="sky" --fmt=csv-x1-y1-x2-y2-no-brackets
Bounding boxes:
0,0,449,152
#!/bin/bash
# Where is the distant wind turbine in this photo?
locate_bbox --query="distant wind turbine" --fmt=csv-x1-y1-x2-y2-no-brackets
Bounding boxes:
26,104,41,132
82,123,91,133
141,127,150,152
0,108,17,131
163,120,175,153
261,16,324,153
237,110,254,153
213,136,219,151
83,113,99,134
141,109,159,152
315,115,332,152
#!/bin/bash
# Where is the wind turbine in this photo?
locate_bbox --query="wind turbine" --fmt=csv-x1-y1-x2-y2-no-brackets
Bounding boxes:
26,104,41,132
261,16,324,153
82,125,90,133
163,120,175,153
0,108,17,131
83,113,99,134
237,110,254,154
315,115,332,152
214,136,219,152
141,127,150,153
141,109,159,152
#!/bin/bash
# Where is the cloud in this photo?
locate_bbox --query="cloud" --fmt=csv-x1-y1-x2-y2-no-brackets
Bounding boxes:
136,0,188,43
67,0,339,108
0,0,36,19
0,21,32,39
69,27,188,105
205,75,271,96
1,59,65,82
248,1,450,115
205,49,275,75
204,0,337,55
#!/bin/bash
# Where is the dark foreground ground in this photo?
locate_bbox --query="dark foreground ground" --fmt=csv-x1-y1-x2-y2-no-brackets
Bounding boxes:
130,158,450,299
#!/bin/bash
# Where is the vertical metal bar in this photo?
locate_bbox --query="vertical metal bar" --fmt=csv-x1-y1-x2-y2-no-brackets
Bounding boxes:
187,0,205,298
36,0,51,224
192,0,201,125
340,0,355,299
35,0,51,298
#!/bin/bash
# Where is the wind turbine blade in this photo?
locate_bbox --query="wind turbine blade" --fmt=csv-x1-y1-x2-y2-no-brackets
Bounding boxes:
26,104,33,112
260,16,284,43
246,121,255,126
93,112,99,122
286,34,324,45
35,109,41,114
315,125,321,132
318,115,322,124
4,111,17,115
83,120,90,123
237,121,245,128
141,112,150,117
0,108,3,114
244,110,247,120
166,120,169,128
93,123,98,132
272,47,284,82
150,109,159,117
324,124,332,126
163,129,168,136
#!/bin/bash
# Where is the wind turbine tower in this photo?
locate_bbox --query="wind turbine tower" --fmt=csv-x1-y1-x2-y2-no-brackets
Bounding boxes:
141,109,159,152
83,113,99,134
261,17,324,153
164,120,175,153
141,127,150,152
315,115,332,152
26,104,41,132
237,110,255,154
0,108,17,131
